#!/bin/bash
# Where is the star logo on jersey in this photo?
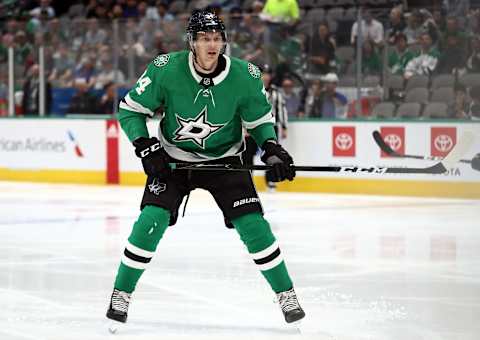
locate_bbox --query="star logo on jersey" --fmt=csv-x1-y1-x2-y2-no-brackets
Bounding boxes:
173,106,224,149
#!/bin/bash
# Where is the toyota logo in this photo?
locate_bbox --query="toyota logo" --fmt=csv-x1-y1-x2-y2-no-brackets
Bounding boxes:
384,134,402,151
335,133,353,150
434,134,454,152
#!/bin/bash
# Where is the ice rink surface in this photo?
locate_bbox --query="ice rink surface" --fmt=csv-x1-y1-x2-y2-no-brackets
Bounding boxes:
0,181,479,340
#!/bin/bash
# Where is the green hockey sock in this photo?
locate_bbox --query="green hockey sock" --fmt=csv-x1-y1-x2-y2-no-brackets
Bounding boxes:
114,205,170,293
232,212,293,293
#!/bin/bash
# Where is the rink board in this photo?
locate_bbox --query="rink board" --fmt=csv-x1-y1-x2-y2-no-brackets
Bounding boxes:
0,118,479,198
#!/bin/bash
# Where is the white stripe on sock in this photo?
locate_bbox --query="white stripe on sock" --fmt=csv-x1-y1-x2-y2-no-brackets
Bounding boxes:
250,240,279,260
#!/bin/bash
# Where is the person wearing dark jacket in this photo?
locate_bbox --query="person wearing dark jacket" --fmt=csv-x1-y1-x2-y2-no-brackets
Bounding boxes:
67,79,99,114
22,64,52,115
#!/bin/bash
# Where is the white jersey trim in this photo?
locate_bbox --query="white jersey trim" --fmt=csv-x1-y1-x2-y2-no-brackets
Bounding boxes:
188,52,231,85
120,93,155,116
158,126,244,162
242,111,275,130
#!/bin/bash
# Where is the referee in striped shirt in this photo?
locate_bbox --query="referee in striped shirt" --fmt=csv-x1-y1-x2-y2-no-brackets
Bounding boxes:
242,64,289,191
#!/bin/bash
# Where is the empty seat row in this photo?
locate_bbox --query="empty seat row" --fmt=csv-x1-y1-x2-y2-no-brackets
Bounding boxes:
404,87,455,104
386,74,480,91
372,102,450,119
337,74,480,93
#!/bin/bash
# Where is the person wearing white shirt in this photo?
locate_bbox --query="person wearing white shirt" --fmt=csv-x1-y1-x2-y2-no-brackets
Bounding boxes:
350,10,384,47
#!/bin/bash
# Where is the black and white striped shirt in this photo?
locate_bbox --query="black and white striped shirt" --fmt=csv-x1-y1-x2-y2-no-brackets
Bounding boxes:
266,84,288,131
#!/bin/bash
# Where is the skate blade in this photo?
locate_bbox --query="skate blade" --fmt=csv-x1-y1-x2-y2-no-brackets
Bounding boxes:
108,320,124,334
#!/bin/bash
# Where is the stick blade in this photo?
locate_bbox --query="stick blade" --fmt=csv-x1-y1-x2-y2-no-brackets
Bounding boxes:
441,131,475,170
372,130,399,156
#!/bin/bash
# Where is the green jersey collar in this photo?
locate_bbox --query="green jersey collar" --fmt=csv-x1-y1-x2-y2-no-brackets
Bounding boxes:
188,51,231,86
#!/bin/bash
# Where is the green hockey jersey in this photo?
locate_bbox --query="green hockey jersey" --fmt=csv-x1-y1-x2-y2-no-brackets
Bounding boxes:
118,50,276,162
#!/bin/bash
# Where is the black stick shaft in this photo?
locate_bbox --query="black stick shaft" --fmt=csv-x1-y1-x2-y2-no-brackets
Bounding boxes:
169,163,446,174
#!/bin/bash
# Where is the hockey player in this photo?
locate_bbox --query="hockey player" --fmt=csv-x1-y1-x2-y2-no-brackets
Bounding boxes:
106,10,305,327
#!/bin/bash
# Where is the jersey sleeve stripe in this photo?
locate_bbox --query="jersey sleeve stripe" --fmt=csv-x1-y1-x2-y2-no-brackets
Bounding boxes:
242,110,274,129
121,93,155,116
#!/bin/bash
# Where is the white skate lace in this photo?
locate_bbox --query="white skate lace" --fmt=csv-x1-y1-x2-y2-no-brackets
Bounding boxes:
276,288,300,313
111,289,131,313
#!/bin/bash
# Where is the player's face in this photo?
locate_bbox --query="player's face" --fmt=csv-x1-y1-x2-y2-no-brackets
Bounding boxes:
194,31,224,71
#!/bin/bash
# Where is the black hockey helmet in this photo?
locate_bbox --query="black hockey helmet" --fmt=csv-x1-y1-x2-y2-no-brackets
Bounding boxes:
186,10,227,51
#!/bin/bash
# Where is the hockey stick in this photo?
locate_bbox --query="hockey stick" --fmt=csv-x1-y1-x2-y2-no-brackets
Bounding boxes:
372,130,479,171
169,132,473,174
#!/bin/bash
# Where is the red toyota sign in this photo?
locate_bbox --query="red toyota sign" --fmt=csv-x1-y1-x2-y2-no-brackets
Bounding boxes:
332,126,355,157
379,127,405,157
431,127,456,157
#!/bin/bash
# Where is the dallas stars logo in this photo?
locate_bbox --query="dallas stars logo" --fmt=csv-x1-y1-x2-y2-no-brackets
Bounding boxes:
173,106,224,149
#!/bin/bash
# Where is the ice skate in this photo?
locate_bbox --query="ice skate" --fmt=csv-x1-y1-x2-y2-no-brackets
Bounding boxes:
276,288,305,324
106,289,131,333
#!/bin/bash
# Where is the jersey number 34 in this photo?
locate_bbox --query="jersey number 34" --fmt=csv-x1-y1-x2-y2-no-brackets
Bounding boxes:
135,70,152,95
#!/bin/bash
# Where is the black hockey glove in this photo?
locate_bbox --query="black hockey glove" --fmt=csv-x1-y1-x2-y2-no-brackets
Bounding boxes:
472,153,480,171
133,137,171,178
260,140,296,182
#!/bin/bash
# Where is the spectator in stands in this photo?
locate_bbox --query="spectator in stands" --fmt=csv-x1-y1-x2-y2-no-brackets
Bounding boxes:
305,74,347,119
236,15,265,65
228,6,247,34
30,0,56,19
48,44,74,87
251,0,264,17
152,31,168,55
350,9,384,48
360,39,382,76
448,84,471,118
388,33,415,75
467,84,480,119
95,59,126,90
404,32,441,79
13,31,33,66
418,9,440,45
281,77,301,118
109,4,124,19
1,32,15,56
387,6,407,45
260,0,300,25
22,64,52,115
44,18,68,46
467,35,480,73
306,21,336,75
404,10,423,45
145,1,174,24
84,18,107,48
443,0,471,18
437,34,467,74
276,26,303,74
260,0,300,51
70,17,86,51
433,10,446,33
123,0,139,18
93,3,110,20
98,82,117,115
67,78,99,114
0,35,8,63
85,0,99,18
26,7,53,37
441,16,468,51
74,56,98,90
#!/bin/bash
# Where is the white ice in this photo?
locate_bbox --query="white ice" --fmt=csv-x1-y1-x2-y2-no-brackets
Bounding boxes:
0,181,479,340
